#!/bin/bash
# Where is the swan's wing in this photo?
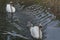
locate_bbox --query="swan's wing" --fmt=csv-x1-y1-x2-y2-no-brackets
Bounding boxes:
30,27,35,37
6,4,15,12
34,26,39,38
12,6,16,12
6,4,11,12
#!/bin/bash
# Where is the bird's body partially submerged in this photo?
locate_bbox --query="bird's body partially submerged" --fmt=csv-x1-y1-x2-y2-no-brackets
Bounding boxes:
30,26,39,39
30,26,42,40
6,4,15,13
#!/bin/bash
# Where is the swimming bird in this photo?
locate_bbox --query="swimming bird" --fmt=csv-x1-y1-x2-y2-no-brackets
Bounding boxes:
27,22,43,40
6,1,16,22
6,1,16,13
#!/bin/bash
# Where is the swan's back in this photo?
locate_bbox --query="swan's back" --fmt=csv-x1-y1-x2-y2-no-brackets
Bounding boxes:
6,4,15,12
30,26,39,39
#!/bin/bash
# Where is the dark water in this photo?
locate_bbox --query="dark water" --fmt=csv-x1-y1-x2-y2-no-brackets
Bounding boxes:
0,0,60,40
44,20,60,40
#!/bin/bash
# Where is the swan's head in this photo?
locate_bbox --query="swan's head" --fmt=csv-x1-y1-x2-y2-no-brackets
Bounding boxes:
39,24,43,28
39,24,42,26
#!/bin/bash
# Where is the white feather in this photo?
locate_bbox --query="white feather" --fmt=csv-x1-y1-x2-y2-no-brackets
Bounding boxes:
30,26,42,39
30,26,39,39
6,4,15,12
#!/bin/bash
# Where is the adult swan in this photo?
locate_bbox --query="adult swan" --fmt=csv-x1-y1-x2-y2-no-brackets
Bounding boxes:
27,22,43,40
6,1,15,13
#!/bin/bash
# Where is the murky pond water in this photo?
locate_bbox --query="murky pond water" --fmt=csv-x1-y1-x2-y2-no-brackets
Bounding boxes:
0,0,60,40
45,20,60,40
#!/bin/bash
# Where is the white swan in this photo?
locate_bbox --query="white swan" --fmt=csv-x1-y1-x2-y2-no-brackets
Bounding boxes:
27,22,42,39
6,2,15,13
30,26,42,39
30,26,39,39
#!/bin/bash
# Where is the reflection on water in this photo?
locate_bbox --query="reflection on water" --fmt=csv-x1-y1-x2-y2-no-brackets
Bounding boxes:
45,20,60,40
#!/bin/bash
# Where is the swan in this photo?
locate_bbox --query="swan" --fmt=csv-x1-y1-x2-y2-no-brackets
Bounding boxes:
6,1,16,22
30,26,42,40
27,22,42,40
6,1,16,13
